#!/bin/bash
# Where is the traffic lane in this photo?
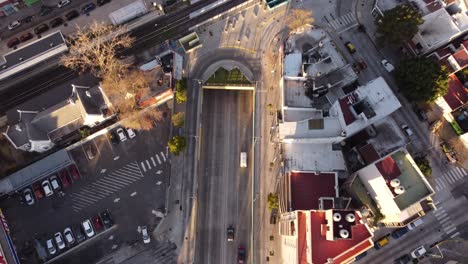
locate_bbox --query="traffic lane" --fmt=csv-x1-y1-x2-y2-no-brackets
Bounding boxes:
195,89,253,264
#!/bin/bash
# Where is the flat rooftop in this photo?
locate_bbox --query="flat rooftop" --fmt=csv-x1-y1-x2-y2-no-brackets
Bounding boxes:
0,31,68,81
284,143,346,172
290,171,338,210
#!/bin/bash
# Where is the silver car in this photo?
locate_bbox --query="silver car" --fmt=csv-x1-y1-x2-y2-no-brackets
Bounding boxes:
46,239,56,255
82,219,95,238
54,232,65,250
22,188,35,205
141,226,150,244
63,227,75,246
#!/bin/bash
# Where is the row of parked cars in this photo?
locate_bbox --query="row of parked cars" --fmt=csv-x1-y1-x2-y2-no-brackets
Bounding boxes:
109,127,136,144
21,164,81,205
46,210,114,256
6,0,112,48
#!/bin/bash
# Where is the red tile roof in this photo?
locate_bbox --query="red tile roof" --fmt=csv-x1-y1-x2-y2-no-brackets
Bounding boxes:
308,211,373,264
443,74,468,110
375,156,401,181
436,47,452,58
452,48,468,69
339,93,358,125
290,172,337,210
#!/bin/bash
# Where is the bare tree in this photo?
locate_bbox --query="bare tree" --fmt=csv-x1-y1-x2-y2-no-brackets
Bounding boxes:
286,9,314,32
120,108,163,131
61,22,134,77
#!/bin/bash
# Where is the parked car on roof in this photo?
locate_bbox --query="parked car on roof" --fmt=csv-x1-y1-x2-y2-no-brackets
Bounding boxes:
22,188,35,205
65,10,79,21
82,219,95,238
68,164,81,181
46,239,56,255
63,227,75,246
54,232,65,250
41,179,54,197
58,169,71,187
34,24,49,35
49,17,64,28
19,32,33,42
7,38,20,48
32,182,44,199
49,175,61,191
100,210,114,229
57,0,71,8
8,20,21,30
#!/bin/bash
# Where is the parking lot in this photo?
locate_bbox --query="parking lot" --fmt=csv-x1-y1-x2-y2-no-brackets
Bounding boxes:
0,110,171,264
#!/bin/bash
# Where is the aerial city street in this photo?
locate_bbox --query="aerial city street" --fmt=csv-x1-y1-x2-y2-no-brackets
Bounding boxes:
0,0,467,263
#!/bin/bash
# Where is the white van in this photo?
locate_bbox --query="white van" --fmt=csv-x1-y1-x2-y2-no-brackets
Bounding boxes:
407,218,423,230
240,152,247,168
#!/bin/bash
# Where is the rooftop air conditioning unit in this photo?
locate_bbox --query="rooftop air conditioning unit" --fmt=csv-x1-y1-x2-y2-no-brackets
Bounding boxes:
333,213,342,222
339,229,349,238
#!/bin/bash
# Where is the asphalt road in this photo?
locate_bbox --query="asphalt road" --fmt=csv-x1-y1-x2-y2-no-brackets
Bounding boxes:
0,114,172,264
194,89,253,264
0,0,246,115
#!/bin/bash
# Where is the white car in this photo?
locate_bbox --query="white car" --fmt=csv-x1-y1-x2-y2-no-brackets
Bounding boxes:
82,219,95,238
8,20,21,30
240,152,247,168
126,128,136,138
41,180,54,197
54,232,66,250
401,124,414,137
49,175,61,191
407,218,423,230
22,188,35,205
57,0,71,8
141,226,150,244
116,128,127,142
381,59,395,72
63,227,75,246
46,239,56,255
411,245,427,258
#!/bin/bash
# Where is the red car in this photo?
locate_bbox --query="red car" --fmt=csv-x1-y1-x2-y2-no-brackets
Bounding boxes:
238,246,246,264
92,215,103,232
68,165,81,181
58,169,71,188
32,182,44,199
7,37,20,48
19,32,33,42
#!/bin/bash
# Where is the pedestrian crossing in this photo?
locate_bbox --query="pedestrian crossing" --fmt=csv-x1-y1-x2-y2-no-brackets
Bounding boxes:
70,152,168,212
140,152,167,172
326,13,358,33
434,167,467,192
433,206,459,238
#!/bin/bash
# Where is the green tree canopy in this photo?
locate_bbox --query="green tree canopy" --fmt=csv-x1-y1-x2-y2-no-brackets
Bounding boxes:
395,57,449,102
172,112,185,127
168,136,187,156
376,4,423,45
414,156,432,177
267,193,279,210
175,78,188,103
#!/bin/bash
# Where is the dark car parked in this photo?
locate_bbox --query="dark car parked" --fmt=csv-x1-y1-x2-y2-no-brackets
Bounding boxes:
39,6,53,17
22,15,34,23
97,0,111,6
100,210,114,229
34,24,49,35
391,227,409,239
7,38,20,48
394,254,412,264
81,3,96,13
58,169,72,188
92,215,104,232
19,32,34,42
49,17,64,28
68,164,81,181
73,225,86,243
65,10,80,21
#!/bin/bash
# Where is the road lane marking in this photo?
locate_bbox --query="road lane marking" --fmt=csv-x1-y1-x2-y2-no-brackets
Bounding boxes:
71,192,100,203
100,178,129,188
439,217,451,224
453,168,464,179
113,170,142,181
117,168,144,179
110,172,136,184
90,182,119,193
127,162,140,170
146,160,151,170
450,232,460,238
446,173,455,184
156,154,161,164
449,170,461,180
434,209,447,217
93,180,121,191
151,157,157,166
444,226,457,234
161,151,166,162
455,167,464,176
436,178,447,188
140,162,147,172
130,192,137,197
79,188,109,199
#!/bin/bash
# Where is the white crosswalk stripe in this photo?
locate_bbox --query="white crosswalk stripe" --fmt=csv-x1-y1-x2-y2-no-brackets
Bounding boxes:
140,162,146,172
450,232,460,238
446,173,455,183
146,160,151,170
434,209,447,217
444,226,457,234
161,151,167,162
326,13,358,32
439,217,451,224
436,185,440,191
156,154,161,164
151,157,157,166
